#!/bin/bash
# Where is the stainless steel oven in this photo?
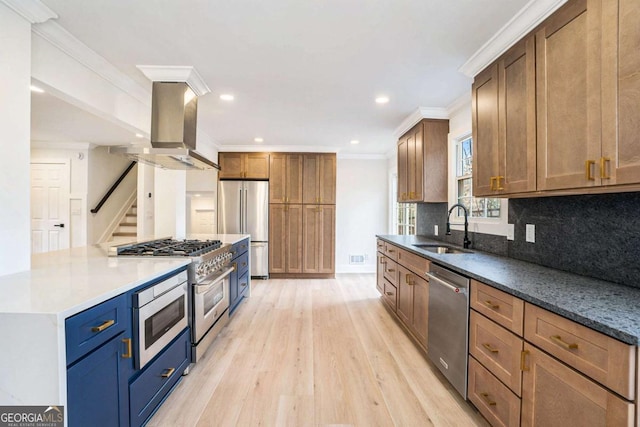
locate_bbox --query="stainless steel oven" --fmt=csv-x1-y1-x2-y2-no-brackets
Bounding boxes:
191,265,233,362
133,269,189,369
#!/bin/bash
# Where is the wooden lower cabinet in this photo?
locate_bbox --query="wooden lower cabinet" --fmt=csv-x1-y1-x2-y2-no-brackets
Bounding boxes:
521,343,634,427
269,204,302,273
469,356,521,427
376,252,385,294
302,205,335,274
396,264,429,350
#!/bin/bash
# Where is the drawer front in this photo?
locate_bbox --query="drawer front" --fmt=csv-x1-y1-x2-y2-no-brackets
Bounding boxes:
383,243,399,261
471,280,524,336
66,293,128,365
234,250,250,278
130,328,191,427
376,239,385,254
468,356,521,427
238,270,250,298
382,279,397,312
376,253,385,294
397,247,430,277
524,303,635,400
383,258,399,285
470,310,524,396
231,238,250,258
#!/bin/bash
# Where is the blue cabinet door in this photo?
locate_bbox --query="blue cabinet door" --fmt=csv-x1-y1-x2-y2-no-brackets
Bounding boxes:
67,332,129,427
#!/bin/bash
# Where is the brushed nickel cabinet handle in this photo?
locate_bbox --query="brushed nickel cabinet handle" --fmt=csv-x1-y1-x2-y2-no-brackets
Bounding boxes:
550,335,578,350
91,319,115,332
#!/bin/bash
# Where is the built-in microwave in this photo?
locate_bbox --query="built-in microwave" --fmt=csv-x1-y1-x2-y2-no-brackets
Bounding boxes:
133,269,189,369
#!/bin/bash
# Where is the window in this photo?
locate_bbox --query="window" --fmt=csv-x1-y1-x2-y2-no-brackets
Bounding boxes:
454,136,501,218
390,173,416,235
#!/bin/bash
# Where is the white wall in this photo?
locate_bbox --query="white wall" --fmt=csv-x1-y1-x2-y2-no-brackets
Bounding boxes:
87,147,137,243
0,4,32,275
154,169,187,239
336,158,388,273
137,163,155,239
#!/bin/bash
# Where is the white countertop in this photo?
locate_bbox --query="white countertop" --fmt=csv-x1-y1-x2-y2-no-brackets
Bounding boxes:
0,244,190,318
188,233,250,245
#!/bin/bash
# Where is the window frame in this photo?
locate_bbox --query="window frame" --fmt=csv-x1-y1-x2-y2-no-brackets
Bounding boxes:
447,132,509,237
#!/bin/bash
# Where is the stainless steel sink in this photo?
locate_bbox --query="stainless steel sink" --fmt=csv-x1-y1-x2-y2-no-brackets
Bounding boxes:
412,244,470,254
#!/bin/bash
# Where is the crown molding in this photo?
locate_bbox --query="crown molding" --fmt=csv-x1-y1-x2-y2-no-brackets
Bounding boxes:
218,145,339,153
446,92,471,117
459,0,568,77
337,153,387,160
32,21,151,105
0,0,57,23
136,65,210,96
393,107,449,139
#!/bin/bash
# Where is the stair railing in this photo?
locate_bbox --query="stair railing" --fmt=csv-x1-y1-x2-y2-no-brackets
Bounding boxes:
91,161,137,214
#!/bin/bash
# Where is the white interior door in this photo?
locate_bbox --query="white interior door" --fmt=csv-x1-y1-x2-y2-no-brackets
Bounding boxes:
31,162,70,253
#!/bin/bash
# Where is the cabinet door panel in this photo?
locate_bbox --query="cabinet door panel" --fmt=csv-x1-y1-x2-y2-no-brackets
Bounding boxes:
536,0,602,190
499,37,537,194
286,204,303,273
218,153,244,179
319,154,336,204
269,154,286,203
286,155,303,204
302,205,320,273
269,204,286,273
521,344,634,427
302,155,319,204
602,0,640,186
318,205,335,273
411,274,428,349
245,153,270,179
67,333,129,427
397,137,408,202
396,265,414,327
422,120,449,202
376,253,385,294
472,64,500,196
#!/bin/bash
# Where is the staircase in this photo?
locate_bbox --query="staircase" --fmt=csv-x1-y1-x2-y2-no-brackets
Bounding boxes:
111,202,137,241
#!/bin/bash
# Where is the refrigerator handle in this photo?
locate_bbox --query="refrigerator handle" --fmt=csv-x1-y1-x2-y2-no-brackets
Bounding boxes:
243,188,248,234
239,187,244,233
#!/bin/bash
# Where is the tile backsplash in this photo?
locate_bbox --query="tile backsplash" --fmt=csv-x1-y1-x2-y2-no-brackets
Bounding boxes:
416,192,640,288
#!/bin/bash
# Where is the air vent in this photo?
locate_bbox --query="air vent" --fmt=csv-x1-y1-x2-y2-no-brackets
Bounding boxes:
349,254,365,265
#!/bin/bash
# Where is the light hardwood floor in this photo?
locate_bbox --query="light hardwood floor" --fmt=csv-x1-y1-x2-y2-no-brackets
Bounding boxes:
147,274,489,427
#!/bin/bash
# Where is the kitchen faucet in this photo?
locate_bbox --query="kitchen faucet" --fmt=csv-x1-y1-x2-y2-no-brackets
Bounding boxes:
446,204,471,249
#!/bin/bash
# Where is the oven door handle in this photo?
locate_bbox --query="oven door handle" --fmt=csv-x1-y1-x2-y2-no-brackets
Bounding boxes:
195,267,234,294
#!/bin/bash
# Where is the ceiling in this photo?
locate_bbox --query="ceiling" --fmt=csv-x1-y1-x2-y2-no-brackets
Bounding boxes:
34,0,530,155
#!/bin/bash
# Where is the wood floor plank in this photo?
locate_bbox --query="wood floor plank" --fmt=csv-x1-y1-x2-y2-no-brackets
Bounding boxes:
148,274,489,427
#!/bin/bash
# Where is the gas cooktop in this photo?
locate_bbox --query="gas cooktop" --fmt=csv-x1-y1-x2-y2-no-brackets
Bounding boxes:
114,238,223,257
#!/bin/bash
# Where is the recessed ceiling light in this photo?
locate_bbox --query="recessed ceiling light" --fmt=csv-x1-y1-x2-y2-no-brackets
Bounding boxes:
194,194,201,197
135,133,144,138
254,137,264,143
375,96,389,104
220,94,234,101
30,85,45,93
350,140,360,145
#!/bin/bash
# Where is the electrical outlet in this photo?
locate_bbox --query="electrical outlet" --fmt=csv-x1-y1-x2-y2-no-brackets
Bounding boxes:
434,225,439,236
526,224,535,243
507,223,515,241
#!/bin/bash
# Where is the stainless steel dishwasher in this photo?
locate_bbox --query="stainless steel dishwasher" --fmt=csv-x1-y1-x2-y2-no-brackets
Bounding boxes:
425,264,470,399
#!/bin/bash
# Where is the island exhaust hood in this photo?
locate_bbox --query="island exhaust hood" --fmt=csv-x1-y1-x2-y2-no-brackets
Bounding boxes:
110,81,220,170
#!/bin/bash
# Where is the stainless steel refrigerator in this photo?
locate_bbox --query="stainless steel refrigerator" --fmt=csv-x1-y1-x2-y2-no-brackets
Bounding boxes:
218,181,269,278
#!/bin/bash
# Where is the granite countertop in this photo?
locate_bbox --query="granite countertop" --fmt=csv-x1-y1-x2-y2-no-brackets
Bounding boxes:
0,244,190,318
377,234,640,345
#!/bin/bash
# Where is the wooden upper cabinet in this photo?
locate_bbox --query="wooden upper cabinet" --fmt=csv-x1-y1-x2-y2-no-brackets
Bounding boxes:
269,154,303,203
472,64,500,197
601,0,640,186
397,135,409,202
302,154,336,204
397,119,448,203
473,36,536,197
536,0,603,191
218,152,269,179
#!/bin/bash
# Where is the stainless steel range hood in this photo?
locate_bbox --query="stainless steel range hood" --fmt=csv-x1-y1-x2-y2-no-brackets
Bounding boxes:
110,82,220,170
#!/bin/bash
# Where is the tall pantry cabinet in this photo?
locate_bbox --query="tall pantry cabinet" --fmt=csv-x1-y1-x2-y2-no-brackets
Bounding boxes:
269,153,336,277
